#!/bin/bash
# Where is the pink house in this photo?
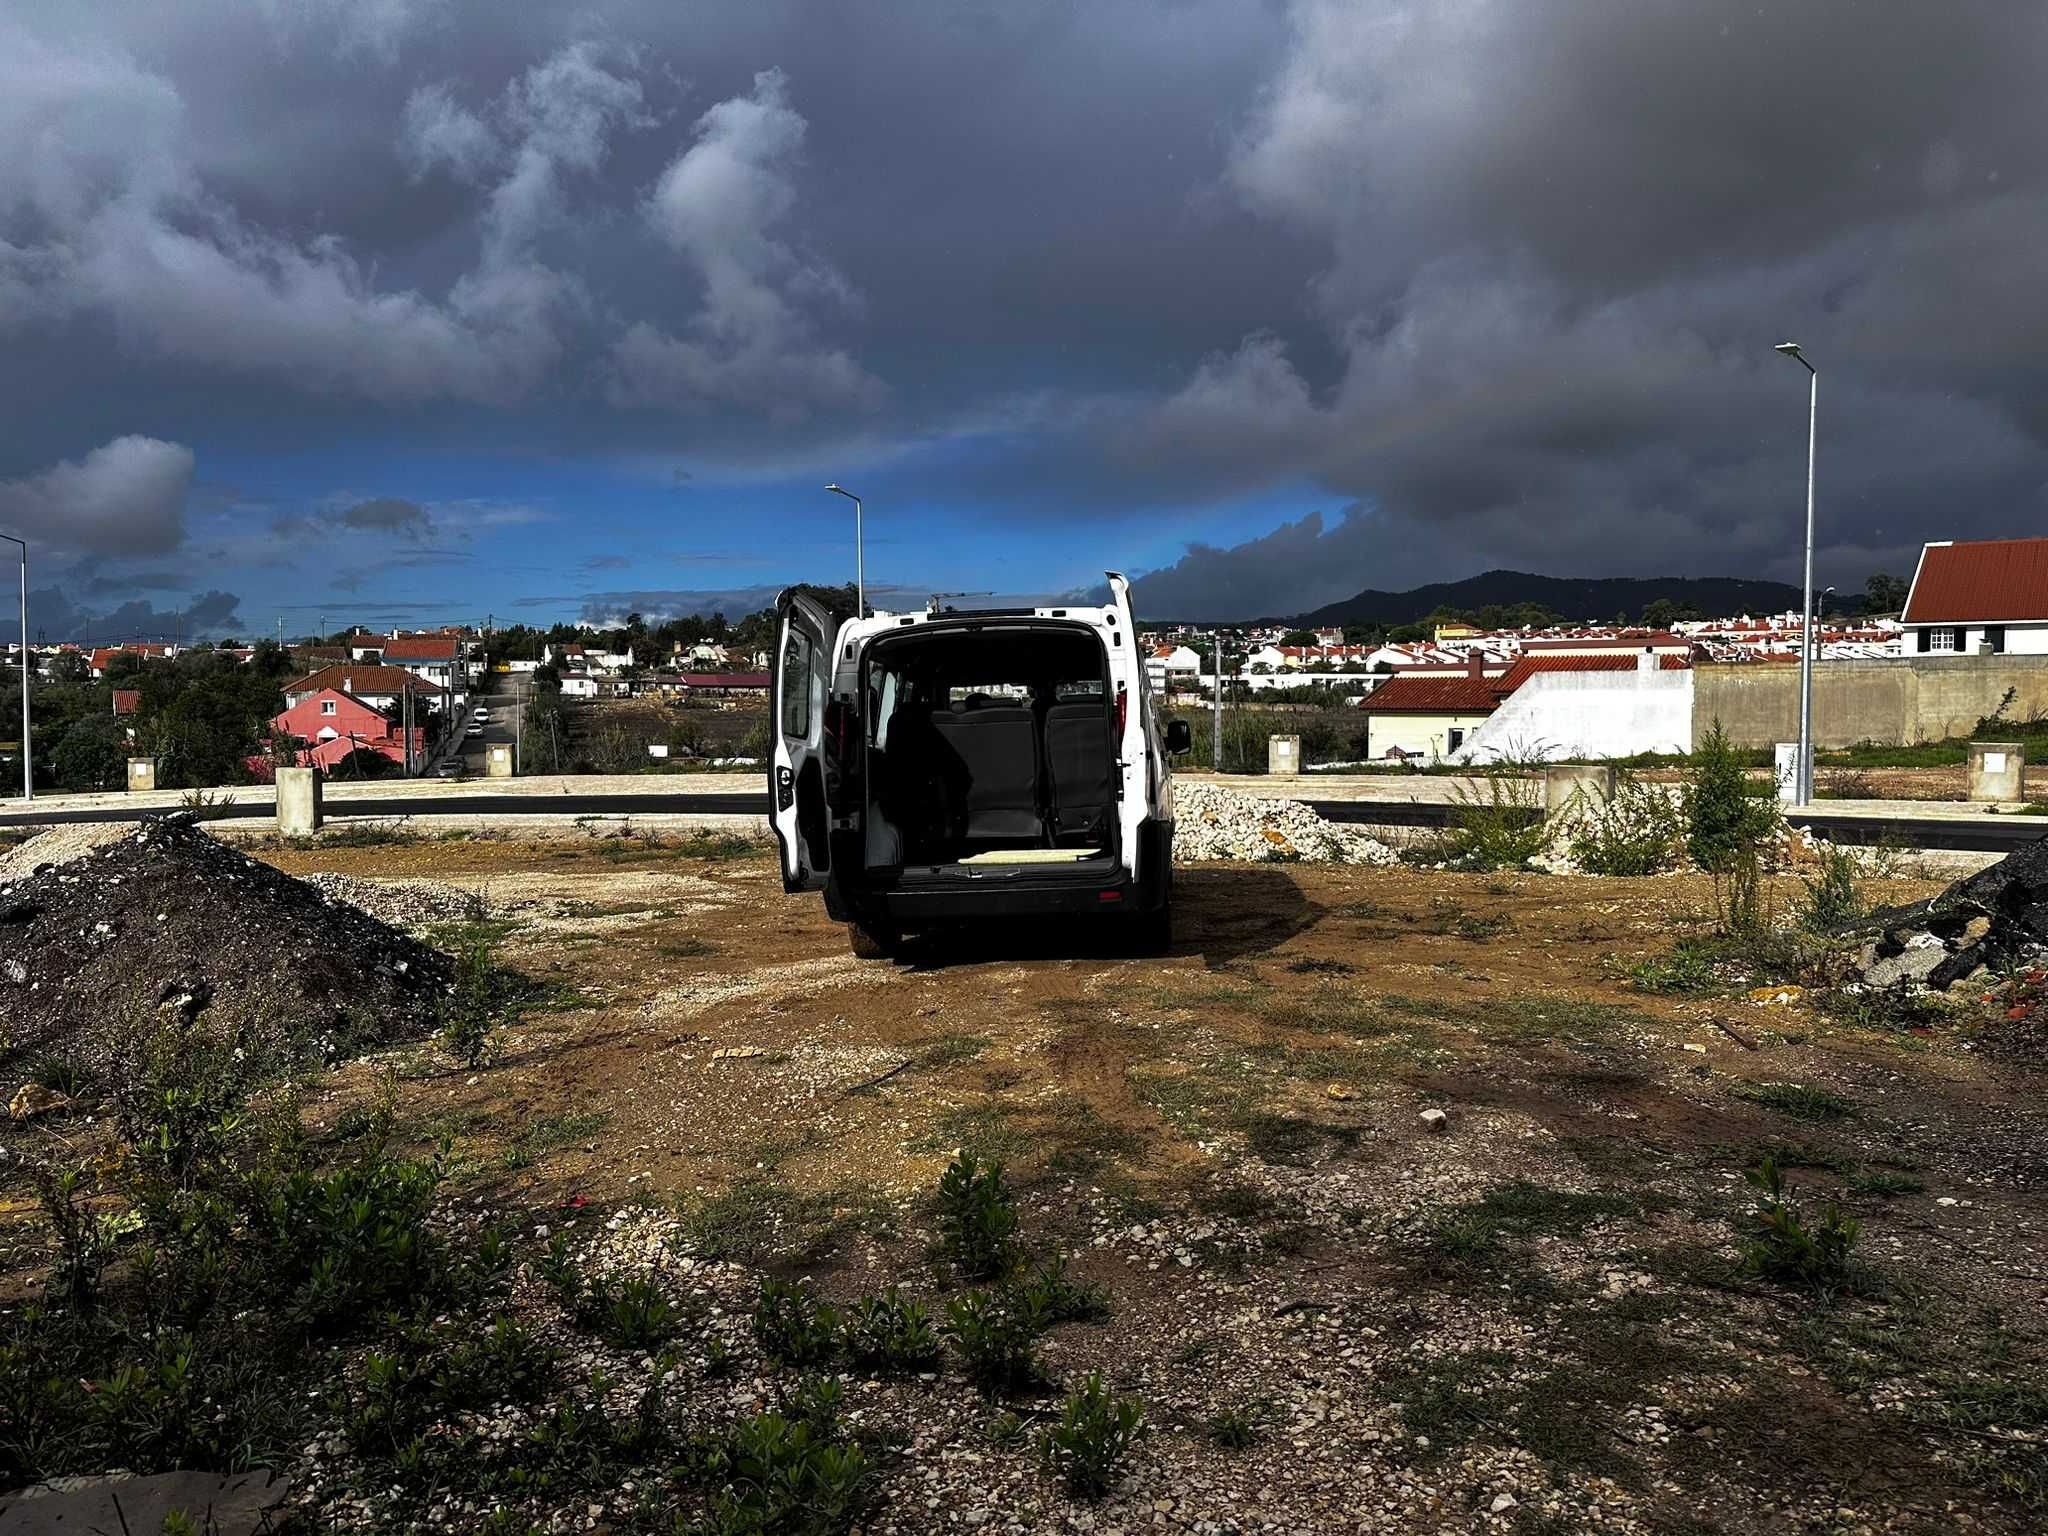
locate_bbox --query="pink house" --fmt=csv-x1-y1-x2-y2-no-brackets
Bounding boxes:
272,687,425,773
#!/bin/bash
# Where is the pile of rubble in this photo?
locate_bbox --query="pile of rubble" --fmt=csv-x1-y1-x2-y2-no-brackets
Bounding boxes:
1173,782,1398,865
1,815,450,1096
1857,838,2048,992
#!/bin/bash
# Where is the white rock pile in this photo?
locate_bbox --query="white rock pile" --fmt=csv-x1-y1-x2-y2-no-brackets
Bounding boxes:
303,872,485,931
1172,781,1398,864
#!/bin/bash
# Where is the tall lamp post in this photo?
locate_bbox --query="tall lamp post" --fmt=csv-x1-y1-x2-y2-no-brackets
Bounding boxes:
1775,342,1818,805
824,484,865,615
2,533,27,803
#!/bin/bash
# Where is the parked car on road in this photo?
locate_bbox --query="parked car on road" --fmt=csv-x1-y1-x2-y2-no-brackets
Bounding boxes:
770,572,1188,957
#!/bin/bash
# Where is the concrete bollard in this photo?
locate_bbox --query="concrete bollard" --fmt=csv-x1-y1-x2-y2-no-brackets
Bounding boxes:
1542,763,1615,817
126,757,159,793
1968,741,2026,803
275,766,323,834
486,743,514,778
1267,734,1301,775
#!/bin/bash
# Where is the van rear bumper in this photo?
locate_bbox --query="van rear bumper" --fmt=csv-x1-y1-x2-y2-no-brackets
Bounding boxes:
830,820,1172,928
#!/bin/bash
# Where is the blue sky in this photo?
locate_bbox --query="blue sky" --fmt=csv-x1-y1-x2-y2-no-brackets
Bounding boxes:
3,2,2046,641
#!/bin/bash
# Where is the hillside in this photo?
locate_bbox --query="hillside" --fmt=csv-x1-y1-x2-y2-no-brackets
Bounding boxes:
1294,569,1806,628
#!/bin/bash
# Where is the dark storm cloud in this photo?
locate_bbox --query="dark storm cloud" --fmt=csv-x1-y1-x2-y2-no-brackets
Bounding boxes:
1119,0,2048,614
2,2,2046,620
8,585,241,646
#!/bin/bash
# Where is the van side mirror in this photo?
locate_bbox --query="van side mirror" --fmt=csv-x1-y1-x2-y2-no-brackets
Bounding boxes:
1165,719,1192,755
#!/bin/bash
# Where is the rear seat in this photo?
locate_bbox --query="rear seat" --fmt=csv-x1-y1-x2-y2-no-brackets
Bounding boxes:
1044,701,1113,843
928,702,1043,842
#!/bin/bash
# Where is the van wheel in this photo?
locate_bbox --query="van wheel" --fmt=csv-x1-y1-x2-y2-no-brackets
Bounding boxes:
847,920,902,960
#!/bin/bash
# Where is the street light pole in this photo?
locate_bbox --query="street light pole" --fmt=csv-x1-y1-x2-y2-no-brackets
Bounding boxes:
1775,343,1818,805
2,533,27,803
824,484,865,615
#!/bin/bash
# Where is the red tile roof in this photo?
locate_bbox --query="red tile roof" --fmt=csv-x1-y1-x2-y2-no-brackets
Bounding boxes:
111,689,141,716
1520,631,1684,650
284,665,428,698
383,633,460,661
1356,676,1502,714
1903,538,2048,624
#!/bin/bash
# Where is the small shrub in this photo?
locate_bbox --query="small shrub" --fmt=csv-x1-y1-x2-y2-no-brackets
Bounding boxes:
585,1275,684,1351
1738,1155,1862,1291
33,1166,115,1310
943,1288,1047,1395
700,1411,869,1533
1036,1371,1146,1500
1798,839,1863,931
1206,1400,1271,1450
936,1153,1019,1281
1440,768,1550,871
441,929,501,1068
1735,1081,1856,1121
1006,1254,1111,1325
753,1277,842,1367
983,1409,1029,1448
1625,938,1724,995
1568,773,1685,876
841,1288,943,1374
1684,721,1782,936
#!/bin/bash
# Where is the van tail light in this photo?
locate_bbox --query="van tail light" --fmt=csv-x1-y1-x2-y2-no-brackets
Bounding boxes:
1115,684,1128,738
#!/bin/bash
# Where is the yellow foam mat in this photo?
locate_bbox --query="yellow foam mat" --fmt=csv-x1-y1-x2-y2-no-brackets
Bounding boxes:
957,848,1102,865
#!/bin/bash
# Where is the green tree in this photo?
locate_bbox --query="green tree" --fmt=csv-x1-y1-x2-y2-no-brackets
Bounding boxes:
51,712,128,791
1863,572,1909,614
1684,720,1780,933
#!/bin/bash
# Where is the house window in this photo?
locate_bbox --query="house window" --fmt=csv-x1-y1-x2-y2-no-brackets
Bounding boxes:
1927,627,1957,653
320,700,336,715
1447,727,1467,751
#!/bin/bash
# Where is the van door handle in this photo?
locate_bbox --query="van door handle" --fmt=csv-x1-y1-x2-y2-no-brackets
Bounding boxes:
777,765,795,811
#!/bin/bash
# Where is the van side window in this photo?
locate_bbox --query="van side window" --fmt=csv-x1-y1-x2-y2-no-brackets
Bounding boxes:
781,630,813,736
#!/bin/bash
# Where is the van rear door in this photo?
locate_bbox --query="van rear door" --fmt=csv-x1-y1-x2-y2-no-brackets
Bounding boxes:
770,591,841,892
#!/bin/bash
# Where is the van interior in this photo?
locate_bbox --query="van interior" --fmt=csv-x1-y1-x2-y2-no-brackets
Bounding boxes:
860,625,1119,872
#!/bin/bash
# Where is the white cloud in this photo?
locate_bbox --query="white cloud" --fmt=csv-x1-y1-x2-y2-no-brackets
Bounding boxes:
608,69,884,418
0,22,644,404
0,436,195,557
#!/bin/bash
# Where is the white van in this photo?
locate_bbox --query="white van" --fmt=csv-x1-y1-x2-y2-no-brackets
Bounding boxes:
770,573,1190,956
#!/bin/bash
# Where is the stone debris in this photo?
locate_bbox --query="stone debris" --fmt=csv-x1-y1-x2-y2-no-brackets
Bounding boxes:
303,872,485,931
1419,1108,1449,1134
0,1470,293,1536
0,815,450,1098
1172,781,1398,864
1856,835,2048,992
8,1083,75,1120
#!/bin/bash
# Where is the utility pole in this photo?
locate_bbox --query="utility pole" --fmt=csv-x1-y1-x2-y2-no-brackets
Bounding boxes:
3,534,28,802
1212,630,1223,774
1775,342,1819,805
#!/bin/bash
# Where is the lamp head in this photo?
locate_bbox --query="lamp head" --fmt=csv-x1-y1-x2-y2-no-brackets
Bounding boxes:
1774,342,1803,356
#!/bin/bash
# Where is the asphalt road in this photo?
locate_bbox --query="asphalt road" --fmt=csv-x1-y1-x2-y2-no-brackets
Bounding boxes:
4,785,2042,852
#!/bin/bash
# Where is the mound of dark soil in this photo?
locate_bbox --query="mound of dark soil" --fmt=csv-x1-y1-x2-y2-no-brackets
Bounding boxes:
0,815,450,1093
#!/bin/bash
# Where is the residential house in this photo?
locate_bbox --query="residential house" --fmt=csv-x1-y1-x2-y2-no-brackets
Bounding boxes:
87,643,177,678
1143,644,1202,694
382,631,466,702
283,665,435,716
559,673,599,698
272,686,426,773
1353,671,1502,760
1901,538,2048,655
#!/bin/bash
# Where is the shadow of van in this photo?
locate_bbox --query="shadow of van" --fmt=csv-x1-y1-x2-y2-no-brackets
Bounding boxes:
891,863,1319,971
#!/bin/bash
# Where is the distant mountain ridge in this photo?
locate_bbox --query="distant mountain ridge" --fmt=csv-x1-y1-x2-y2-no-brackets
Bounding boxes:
1293,569,1806,628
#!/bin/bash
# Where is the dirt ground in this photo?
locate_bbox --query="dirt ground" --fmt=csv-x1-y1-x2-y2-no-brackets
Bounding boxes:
74,832,2017,1534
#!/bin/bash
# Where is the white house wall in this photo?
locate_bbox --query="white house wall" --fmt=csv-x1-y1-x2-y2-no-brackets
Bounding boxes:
1451,671,1695,764
1364,712,1493,760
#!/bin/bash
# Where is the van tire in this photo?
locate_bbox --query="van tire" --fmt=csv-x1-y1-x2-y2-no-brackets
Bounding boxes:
847,919,902,960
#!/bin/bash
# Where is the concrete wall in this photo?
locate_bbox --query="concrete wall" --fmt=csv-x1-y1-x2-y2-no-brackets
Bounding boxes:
1363,710,1492,761
1453,671,1694,764
1693,654,2048,748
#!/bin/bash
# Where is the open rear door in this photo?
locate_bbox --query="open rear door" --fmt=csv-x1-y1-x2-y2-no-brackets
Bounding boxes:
770,590,841,892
